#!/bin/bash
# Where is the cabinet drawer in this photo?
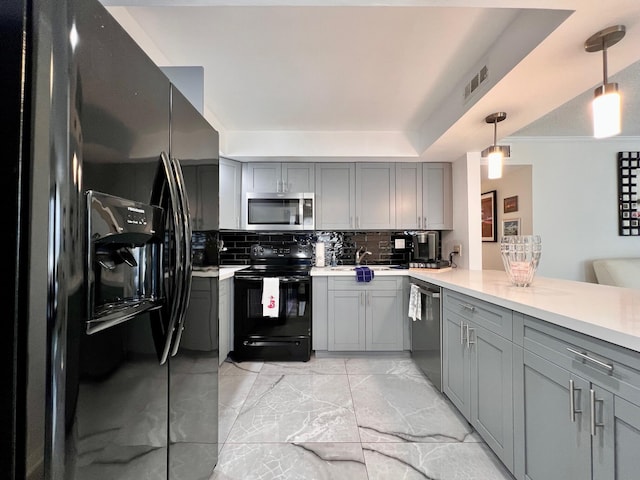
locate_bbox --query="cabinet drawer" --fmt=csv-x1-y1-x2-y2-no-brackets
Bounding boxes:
328,276,403,291
523,316,640,406
443,290,512,340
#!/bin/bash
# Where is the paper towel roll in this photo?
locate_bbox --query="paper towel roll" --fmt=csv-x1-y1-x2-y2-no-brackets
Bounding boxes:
315,242,325,267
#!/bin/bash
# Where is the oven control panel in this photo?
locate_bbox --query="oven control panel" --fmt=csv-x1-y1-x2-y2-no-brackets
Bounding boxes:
250,243,312,260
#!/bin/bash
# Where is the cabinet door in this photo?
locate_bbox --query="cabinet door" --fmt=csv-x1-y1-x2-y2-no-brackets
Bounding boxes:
591,388,640,480
180,282,215,351
220,158,242,229
243,162,281,192
520,350,591,480
282,163,314,193
219,278,230,365
315,163,356,230
198,164,219,231
469,323,514,472
442,309,470,418
355,163,396,230
396,163,422,230
422,163,452,230
366,289,403,351
328,290,365,351
182,165,200,229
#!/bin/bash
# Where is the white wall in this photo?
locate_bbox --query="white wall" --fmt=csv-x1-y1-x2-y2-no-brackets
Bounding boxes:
507,136,640,282
481,165,533,270
444,152,482,270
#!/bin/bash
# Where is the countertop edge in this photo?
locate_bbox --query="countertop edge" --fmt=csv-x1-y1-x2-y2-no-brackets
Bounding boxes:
408,269,640,353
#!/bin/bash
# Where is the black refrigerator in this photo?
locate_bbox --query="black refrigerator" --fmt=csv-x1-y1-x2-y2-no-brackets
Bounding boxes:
3,0,220,478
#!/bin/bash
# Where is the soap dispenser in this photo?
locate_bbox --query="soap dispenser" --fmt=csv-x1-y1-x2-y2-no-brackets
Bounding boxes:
330,251,337,267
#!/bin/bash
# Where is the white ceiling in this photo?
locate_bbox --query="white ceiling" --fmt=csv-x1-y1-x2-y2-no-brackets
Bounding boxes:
101,0,640,162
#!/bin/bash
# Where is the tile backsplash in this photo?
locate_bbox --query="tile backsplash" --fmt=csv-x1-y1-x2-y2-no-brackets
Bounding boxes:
219,231,412,266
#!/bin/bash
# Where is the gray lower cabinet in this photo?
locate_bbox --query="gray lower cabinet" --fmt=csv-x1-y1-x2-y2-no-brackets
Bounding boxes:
218,277,232,365
516,316,640,480
181,277,218,351
442,290,515,471
442,307,514,472
325,277,404,352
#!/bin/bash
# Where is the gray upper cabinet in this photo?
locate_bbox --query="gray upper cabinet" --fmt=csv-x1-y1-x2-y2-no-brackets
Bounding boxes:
219,157,242,229
355,163,396,230
315,163,356,230
396,163,422,230
422,163,452,230
183,164,218,231
396,162,452,230
243,162,314,193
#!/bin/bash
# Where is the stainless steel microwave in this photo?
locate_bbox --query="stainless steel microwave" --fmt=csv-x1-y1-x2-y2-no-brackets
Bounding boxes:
243,192,314,231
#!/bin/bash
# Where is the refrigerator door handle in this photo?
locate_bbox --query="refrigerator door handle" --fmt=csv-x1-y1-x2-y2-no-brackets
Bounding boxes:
169,156,193,357
152,151,185,365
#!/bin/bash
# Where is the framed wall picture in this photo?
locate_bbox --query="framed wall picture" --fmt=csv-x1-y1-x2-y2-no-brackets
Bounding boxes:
504,195,518,213
481,190,497,242
502,218,520,236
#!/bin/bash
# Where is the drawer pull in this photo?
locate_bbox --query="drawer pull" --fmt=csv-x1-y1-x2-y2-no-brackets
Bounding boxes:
566,347,614,373
461,303,476,312
460,320,465,345
569,379,582,422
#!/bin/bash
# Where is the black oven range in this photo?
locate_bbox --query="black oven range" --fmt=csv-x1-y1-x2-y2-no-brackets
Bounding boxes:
232,243,312,362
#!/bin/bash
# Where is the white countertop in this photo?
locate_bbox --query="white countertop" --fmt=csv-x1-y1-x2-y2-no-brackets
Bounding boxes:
311,266,640,353
193,266,247,280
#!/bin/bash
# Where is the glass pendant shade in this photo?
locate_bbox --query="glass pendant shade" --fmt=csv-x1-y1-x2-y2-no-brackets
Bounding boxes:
593,86,621,138
487,150,503,179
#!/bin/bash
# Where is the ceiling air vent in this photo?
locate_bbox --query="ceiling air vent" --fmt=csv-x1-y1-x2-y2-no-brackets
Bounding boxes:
464,65,488,102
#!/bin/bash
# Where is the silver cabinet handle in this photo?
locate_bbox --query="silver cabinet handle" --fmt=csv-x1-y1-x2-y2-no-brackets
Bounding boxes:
424,217,427,227
569,379,582,422
461,303,476,312
466,327,475,349
360,291,365,306
590,389,605,436
460,320,465,345
367,292,370,306
418,216,421,228
566,347,614,372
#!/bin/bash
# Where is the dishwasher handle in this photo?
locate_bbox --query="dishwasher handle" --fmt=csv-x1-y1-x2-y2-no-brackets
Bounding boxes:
410,283,441,299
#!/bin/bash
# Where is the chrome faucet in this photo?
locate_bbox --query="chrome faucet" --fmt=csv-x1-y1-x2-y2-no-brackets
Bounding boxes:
355,246,372,265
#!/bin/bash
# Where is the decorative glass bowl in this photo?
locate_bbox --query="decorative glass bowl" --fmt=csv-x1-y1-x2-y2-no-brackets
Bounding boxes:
500,235,542,287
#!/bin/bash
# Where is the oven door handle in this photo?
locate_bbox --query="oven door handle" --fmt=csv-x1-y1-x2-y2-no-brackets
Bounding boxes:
235,275,309,283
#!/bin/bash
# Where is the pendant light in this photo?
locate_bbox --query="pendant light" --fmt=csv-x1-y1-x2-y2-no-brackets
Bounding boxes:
585,25,625,139
481,112,510,180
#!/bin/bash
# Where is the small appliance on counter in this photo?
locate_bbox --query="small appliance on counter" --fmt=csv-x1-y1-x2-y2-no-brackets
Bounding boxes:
409,231,450,269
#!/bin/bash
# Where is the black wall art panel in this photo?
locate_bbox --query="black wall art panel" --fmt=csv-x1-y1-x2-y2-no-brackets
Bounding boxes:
618,151,640,236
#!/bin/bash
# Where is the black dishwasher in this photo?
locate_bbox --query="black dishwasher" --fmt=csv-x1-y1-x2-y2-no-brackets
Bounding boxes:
409,280,442,391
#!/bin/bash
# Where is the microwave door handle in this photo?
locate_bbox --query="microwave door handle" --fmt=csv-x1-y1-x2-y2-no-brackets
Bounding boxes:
169,156,193,357
153,152,185,365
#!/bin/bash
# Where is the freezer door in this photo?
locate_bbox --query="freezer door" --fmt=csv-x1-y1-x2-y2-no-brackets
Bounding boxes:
167,85,220,479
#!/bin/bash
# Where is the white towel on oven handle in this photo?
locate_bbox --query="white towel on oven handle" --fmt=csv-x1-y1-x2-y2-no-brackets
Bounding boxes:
408,283,422,321
262,277,280,317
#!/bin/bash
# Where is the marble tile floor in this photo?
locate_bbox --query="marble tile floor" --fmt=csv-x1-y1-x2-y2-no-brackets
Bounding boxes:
214,355,515,480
